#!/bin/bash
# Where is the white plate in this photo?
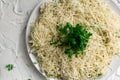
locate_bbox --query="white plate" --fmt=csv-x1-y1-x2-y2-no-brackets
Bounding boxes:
26,0,120,80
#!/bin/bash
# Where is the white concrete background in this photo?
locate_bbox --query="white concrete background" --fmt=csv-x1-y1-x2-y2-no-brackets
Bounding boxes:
0,0,120,80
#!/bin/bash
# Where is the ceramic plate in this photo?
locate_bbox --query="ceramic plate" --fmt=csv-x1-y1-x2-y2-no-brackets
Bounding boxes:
26,0,120,80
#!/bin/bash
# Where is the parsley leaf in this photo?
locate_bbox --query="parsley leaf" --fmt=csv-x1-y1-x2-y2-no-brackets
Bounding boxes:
51,22,92,58
33,61,38,64
98,73,103,77
6,64,14,71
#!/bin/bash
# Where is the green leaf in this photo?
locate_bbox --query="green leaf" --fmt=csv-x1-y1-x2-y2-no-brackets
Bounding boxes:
33,61,39,64
6,64,14,71
98,73,103,77
51,22,92,58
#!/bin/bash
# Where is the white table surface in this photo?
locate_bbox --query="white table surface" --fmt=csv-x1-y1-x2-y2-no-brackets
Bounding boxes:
0,0,120,80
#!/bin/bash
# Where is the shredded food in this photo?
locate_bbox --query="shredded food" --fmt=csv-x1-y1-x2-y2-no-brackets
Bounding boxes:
29,0,120,80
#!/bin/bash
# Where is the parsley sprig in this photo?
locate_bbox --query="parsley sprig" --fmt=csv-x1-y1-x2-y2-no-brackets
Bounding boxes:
6,64,14,71
51,22,92,58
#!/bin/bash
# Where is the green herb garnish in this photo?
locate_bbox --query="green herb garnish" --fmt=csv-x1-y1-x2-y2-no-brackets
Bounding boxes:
57,0,63,3
6,64,14,71
51,22,92,58
98,73,103,77
33,61,38,64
